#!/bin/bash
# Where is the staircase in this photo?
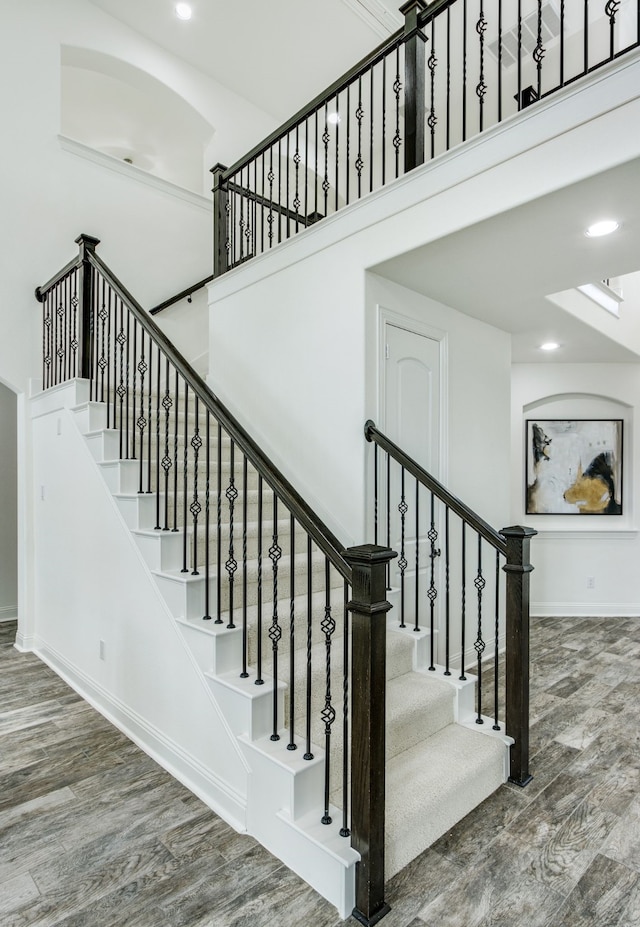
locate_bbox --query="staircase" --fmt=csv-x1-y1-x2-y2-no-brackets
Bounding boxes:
72,383,508,900
32,237,531,923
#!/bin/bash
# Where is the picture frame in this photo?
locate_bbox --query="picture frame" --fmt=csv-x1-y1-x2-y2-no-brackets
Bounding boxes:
525,419,623,515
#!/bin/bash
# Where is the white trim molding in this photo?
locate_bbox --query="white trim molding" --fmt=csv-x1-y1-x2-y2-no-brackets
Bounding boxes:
58,136,211,211
531,603,640,617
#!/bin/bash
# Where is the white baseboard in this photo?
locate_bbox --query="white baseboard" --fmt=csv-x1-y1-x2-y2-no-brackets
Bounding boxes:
0,606,18,622
33,637,247,833
531,602,640,618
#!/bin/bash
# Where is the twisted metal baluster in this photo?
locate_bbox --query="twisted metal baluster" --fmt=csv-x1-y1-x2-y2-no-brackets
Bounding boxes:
414,477,420,633
460,521,467,681
181,382,189,573
240,454,248,672
476,0,487,132
304,535,314,760
340,580,350,837
428,20,438,159
493,550,501,730
204,412,212,621
269,494,282,740
161,357,172,531
427,492,438,671
288,514,297,751
534,0,546,99
255,474,264,683
321,558,336,825
225,441,238,625
398,467,408,628
191,397,202,575
216,422,223,623
474,534,486,724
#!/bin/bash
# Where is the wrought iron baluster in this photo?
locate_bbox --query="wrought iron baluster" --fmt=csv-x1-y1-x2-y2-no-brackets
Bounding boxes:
460,521,467,680
427,492,438,671
534,0,546,100
386,450,391,589
369,65,374,193
191,396,202,575
476,0,487,132
497,0,502,123
373,440,378,546
161,356,172,530
398,467,408,629
116,299,126,460
334,94,340,213
340,579,350,837
493,550,501,730
606,0,620,59
346,83,351,206
517,0,522,107
446,5,451,150
474,534,486,724
356,74,364,200
286,132,290,240
462,0,468,141
181,381,189,573
172,369,179,531
560,0,565,85
294,125,301,233
146,340,153,492
255,474,264,682
321,558,336,825
444,505,451,675
322,103,330,216
267,148,274,249
130,319,136,458
225,440,238,625
204,412,212,621
382,55,386,185
240,454,248,673
71,273,79,381
239,169,245,263
269,493,282,740
288,513,296,751
261,153,265,255
137,332,147,493
414,477,420,633
105,285,112,429
584,0,589,73
304,535,313,759
304,116,309,225
216,422,223,623
393,44,401,177
42,292,49,390
124,311,131,460
278,138,282,243
428,20,437,159
154,345,161,522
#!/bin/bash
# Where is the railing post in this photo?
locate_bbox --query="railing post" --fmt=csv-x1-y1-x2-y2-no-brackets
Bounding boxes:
75,233,100,381
501,525,537,788
211,163,229,277
400,0,427,173
343,543,397,927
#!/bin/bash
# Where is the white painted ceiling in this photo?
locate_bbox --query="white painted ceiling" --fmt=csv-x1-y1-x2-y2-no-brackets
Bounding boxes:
373,157,640,363
85,0,391,120
83,0,640,364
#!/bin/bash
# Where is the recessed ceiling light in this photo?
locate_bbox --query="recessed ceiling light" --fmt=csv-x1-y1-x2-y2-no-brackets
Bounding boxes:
585,219,620,238
175,3,192,20
540,342,560,351
327,112,341,125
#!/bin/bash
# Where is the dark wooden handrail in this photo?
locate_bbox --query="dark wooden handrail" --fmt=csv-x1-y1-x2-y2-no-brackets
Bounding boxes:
83,249,352,582
365,419,507,555
35,255,81,303
149,273,214,315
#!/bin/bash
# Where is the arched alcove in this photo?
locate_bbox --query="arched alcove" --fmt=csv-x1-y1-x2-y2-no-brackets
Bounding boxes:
61,47,215,193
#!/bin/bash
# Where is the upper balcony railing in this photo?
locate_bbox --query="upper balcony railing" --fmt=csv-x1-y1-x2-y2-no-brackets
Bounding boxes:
212,0,640,276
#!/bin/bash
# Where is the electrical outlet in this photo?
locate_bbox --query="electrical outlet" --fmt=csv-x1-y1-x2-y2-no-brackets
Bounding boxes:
586,576,595,589
99,639,106,660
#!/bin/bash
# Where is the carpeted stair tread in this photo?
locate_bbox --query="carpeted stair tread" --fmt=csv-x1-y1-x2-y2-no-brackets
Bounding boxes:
385,723,506,877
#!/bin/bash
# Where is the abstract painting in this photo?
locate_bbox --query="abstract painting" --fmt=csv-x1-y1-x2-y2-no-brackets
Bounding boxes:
526,419,623,515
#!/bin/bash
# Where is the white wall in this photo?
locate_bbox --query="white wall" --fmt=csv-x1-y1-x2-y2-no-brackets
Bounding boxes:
0,384,17,620
31,391,248,826
512,363,640,616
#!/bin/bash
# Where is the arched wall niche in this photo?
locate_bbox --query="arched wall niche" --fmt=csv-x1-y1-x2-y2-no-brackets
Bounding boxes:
522,389,632,523
60,46,215,193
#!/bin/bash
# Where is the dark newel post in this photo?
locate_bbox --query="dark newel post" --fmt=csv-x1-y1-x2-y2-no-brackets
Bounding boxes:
211,163,229,278
75,234,100,381
400,0,427,173
501,525,536,787
344,543,397,927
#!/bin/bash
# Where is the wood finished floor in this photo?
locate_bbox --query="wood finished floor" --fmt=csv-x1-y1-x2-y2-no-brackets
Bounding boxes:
2,617,640,926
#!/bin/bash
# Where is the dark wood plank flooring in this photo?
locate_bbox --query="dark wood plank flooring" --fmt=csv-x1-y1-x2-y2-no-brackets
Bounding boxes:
2,616,640,926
